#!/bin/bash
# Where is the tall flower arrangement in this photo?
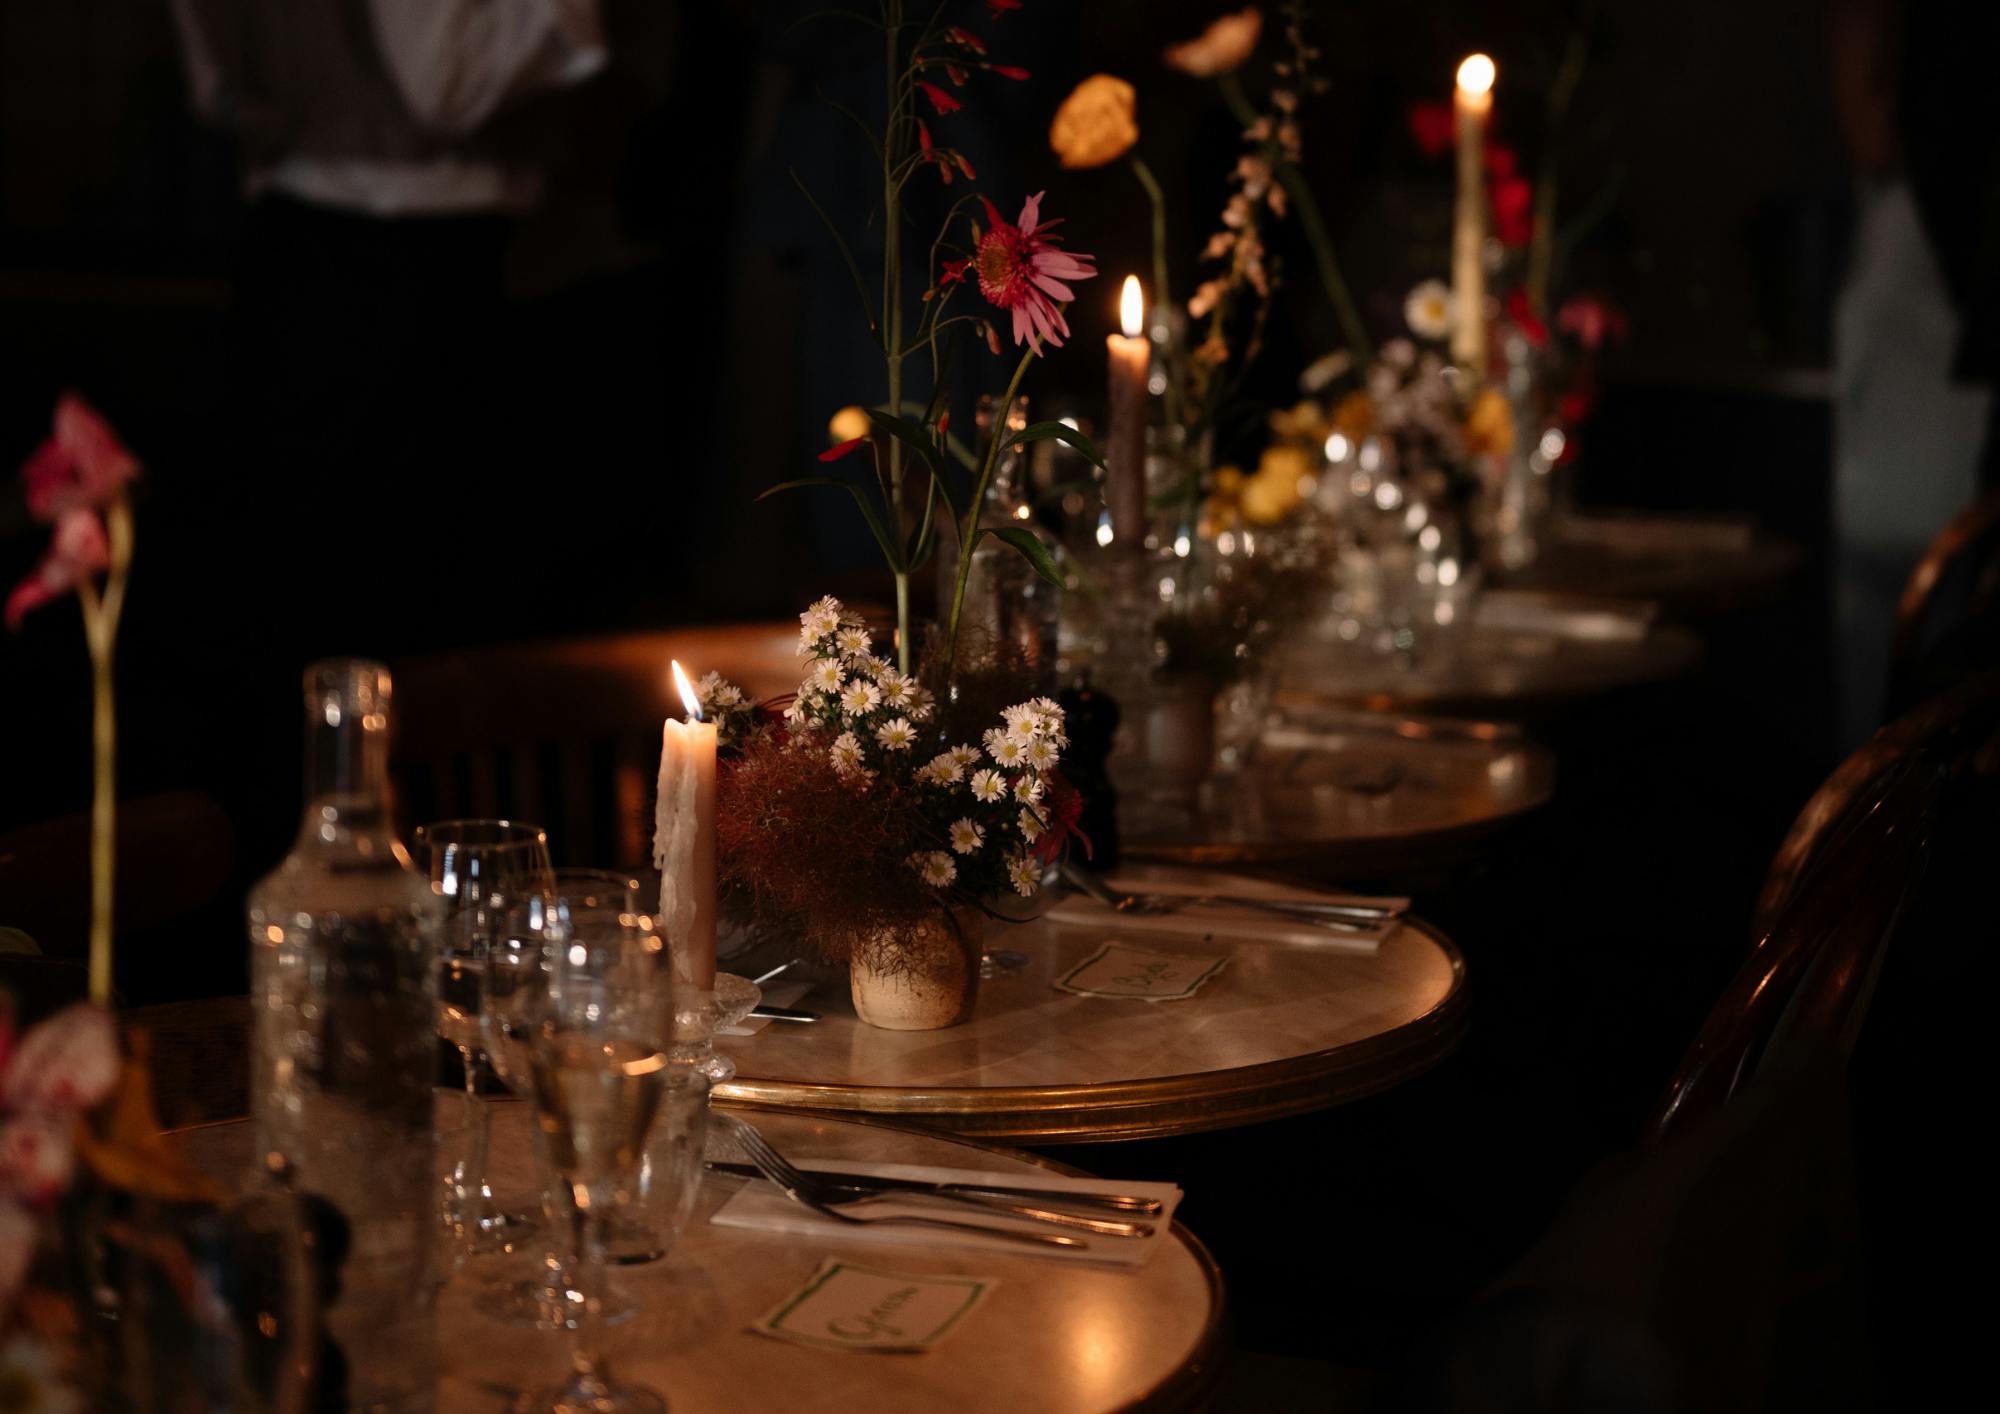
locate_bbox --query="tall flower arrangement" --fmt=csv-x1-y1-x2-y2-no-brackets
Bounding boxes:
6,394,138,1006
772,0,1102,678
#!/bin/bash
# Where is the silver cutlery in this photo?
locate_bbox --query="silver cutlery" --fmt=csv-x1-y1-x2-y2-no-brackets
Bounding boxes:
718,1115,1090,1251
747,1004,819,1023
704,1162,1154,1236
704,1159,1162,1215
1060,864,1399,931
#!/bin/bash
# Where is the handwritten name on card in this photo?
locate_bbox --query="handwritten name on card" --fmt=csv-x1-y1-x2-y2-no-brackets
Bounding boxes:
1053,941,1226,1000
755,1260,992,1352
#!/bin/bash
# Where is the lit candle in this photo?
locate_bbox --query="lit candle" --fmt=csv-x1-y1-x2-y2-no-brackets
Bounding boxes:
1104,274,1151,547
653,659,717,993
1451,53,1495,379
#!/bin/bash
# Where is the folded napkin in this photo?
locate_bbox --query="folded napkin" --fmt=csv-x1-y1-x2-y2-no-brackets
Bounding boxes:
1475,589,1657,643
1042,874,1406,954
709,1160,1183,1269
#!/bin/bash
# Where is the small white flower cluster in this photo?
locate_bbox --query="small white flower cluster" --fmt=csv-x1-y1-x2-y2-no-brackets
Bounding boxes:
1359,339,1469,478
693,669,763,746
786,597,936,786
907,695,1067,898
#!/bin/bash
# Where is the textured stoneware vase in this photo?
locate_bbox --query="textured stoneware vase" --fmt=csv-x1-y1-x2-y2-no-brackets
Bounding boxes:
848,909,985,1030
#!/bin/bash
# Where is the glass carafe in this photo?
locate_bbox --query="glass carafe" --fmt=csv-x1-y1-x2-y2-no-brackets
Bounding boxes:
247,658,438,1414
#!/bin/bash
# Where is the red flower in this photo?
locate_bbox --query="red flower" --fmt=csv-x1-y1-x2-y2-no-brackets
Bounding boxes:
954,152,977,180
1033,774,1090,865
987,0,1022,16
819,436,870,463
990,65,1030,80
1505,289,1549,348
1407,101,1455,157
946,26,987,54
919,81,961,115
7,507,110,631
1490,175,1534,247
1558,295,1628,351
966,192,1098,352
23,392,138,523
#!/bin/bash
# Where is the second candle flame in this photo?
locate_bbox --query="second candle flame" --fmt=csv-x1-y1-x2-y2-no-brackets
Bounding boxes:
1456,53,1496,97
670,659,703,722
1120,275,1145,339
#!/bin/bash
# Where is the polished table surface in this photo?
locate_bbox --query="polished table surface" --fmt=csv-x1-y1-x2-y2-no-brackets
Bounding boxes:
1279,619,1703,718
178,1103,1223,1414
716,909,1468,1143
1498,517,1803,617
1125,714,1555,874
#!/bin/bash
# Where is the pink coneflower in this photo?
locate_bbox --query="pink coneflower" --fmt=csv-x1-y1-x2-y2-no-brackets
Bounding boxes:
944,192,1097,352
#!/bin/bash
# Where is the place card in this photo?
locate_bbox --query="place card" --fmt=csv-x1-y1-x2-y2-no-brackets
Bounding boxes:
1053,941,1225,1000
754,1259,993,1352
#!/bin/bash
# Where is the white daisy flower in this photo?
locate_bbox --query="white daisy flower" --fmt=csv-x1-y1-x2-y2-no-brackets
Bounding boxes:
988,735,1029,768
1007,852,1041,897
840,678,883,715
1017,807,1044,843
877,670,915,709
829,731,865,775
1024,736,1060,770
875,717,917,751
1014,774,1046,803
908,685,937,718
969,768,1008,803
782,698,808,724
806,660,845,695
948,743,981,768
800,597,842,645
948,817,985,855
835,625,873,660
1403,279,1454,341
910,850,958,887
921,752,963,785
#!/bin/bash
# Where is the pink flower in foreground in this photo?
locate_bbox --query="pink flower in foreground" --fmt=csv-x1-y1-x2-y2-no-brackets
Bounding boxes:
5,508,109,631
23,392,138,523
945,192,1097,353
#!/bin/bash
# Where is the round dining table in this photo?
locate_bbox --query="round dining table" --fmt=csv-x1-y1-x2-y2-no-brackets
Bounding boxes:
175,1103,1223,1414
1124,712,1555,876
716,908,1468,1144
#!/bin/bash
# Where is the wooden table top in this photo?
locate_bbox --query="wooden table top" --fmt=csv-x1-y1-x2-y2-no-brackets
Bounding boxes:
176,1103,1224,1414
716,911,1468,1143
1278,619,1702,718
1125,715,1555,874
1498,521,1803,618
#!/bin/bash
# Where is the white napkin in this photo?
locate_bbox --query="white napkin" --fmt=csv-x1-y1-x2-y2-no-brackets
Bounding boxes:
708,1160,1182,1269
1042,874,1405,953
1475,589,1657,642
718,981,812,1037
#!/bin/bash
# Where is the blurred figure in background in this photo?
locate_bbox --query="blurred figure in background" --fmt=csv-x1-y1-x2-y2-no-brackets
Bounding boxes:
164,0,607,652
1829,0,1995,746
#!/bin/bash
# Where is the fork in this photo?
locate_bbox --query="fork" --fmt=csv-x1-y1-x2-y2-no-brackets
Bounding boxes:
720,1115,1092,1251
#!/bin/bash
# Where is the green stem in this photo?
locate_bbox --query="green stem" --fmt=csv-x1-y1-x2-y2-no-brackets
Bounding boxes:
884,0,909,671
78,494,130,1006
945,347,1036,674
1128,155,1183,435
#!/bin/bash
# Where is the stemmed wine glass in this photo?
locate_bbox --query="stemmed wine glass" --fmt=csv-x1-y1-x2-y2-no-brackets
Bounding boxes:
520,874,680,1414
413,819,555,1262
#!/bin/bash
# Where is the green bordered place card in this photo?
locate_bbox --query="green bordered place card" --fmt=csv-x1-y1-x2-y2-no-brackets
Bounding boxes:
1053,940,1226,1000
755,1259,993,1352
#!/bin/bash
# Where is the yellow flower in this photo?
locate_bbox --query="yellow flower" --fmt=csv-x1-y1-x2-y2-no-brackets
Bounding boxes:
1212,464,1246,494
1267,399,1330,445
1330,390,1376,441
1163,8,1264,78
1049,75,1139,170
827,406,870,444
1239,473,1296,525
1464,387,1516,457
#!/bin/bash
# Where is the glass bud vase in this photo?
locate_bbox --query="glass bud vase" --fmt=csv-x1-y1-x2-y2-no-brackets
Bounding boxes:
936,394,1060,697
246,658,439,1414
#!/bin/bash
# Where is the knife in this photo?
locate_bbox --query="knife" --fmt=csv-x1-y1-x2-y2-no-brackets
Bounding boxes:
704,1161,1164,1215
747,1004,819,1023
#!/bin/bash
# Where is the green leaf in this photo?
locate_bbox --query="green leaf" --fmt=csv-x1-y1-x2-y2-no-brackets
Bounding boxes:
790,169,879,342
1008,420,1108,471
863,409,948,483
907,478,944,571
759,476,905,572
975,525,1066,590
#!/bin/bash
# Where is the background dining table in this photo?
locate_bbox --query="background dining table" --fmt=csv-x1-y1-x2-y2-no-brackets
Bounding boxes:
717,901,1468,1144
173,1102,1224,1413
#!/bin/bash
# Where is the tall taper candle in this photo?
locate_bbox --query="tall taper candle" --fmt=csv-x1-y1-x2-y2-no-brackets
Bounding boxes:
1104,274,1151,547
654,659,717,992
1452,53,1496,379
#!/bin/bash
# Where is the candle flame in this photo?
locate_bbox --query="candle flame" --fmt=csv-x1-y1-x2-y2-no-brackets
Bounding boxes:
1456,53,1495,97
1120,275,1145,339
670,659,703,722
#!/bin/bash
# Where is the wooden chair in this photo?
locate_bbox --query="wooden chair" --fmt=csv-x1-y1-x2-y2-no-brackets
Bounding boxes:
389,623,799,869
0,790,236,963
1886,486,2000,719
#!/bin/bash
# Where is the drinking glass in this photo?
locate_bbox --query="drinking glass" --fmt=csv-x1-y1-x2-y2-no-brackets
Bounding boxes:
413,819,555,1262
523,877,677,1414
